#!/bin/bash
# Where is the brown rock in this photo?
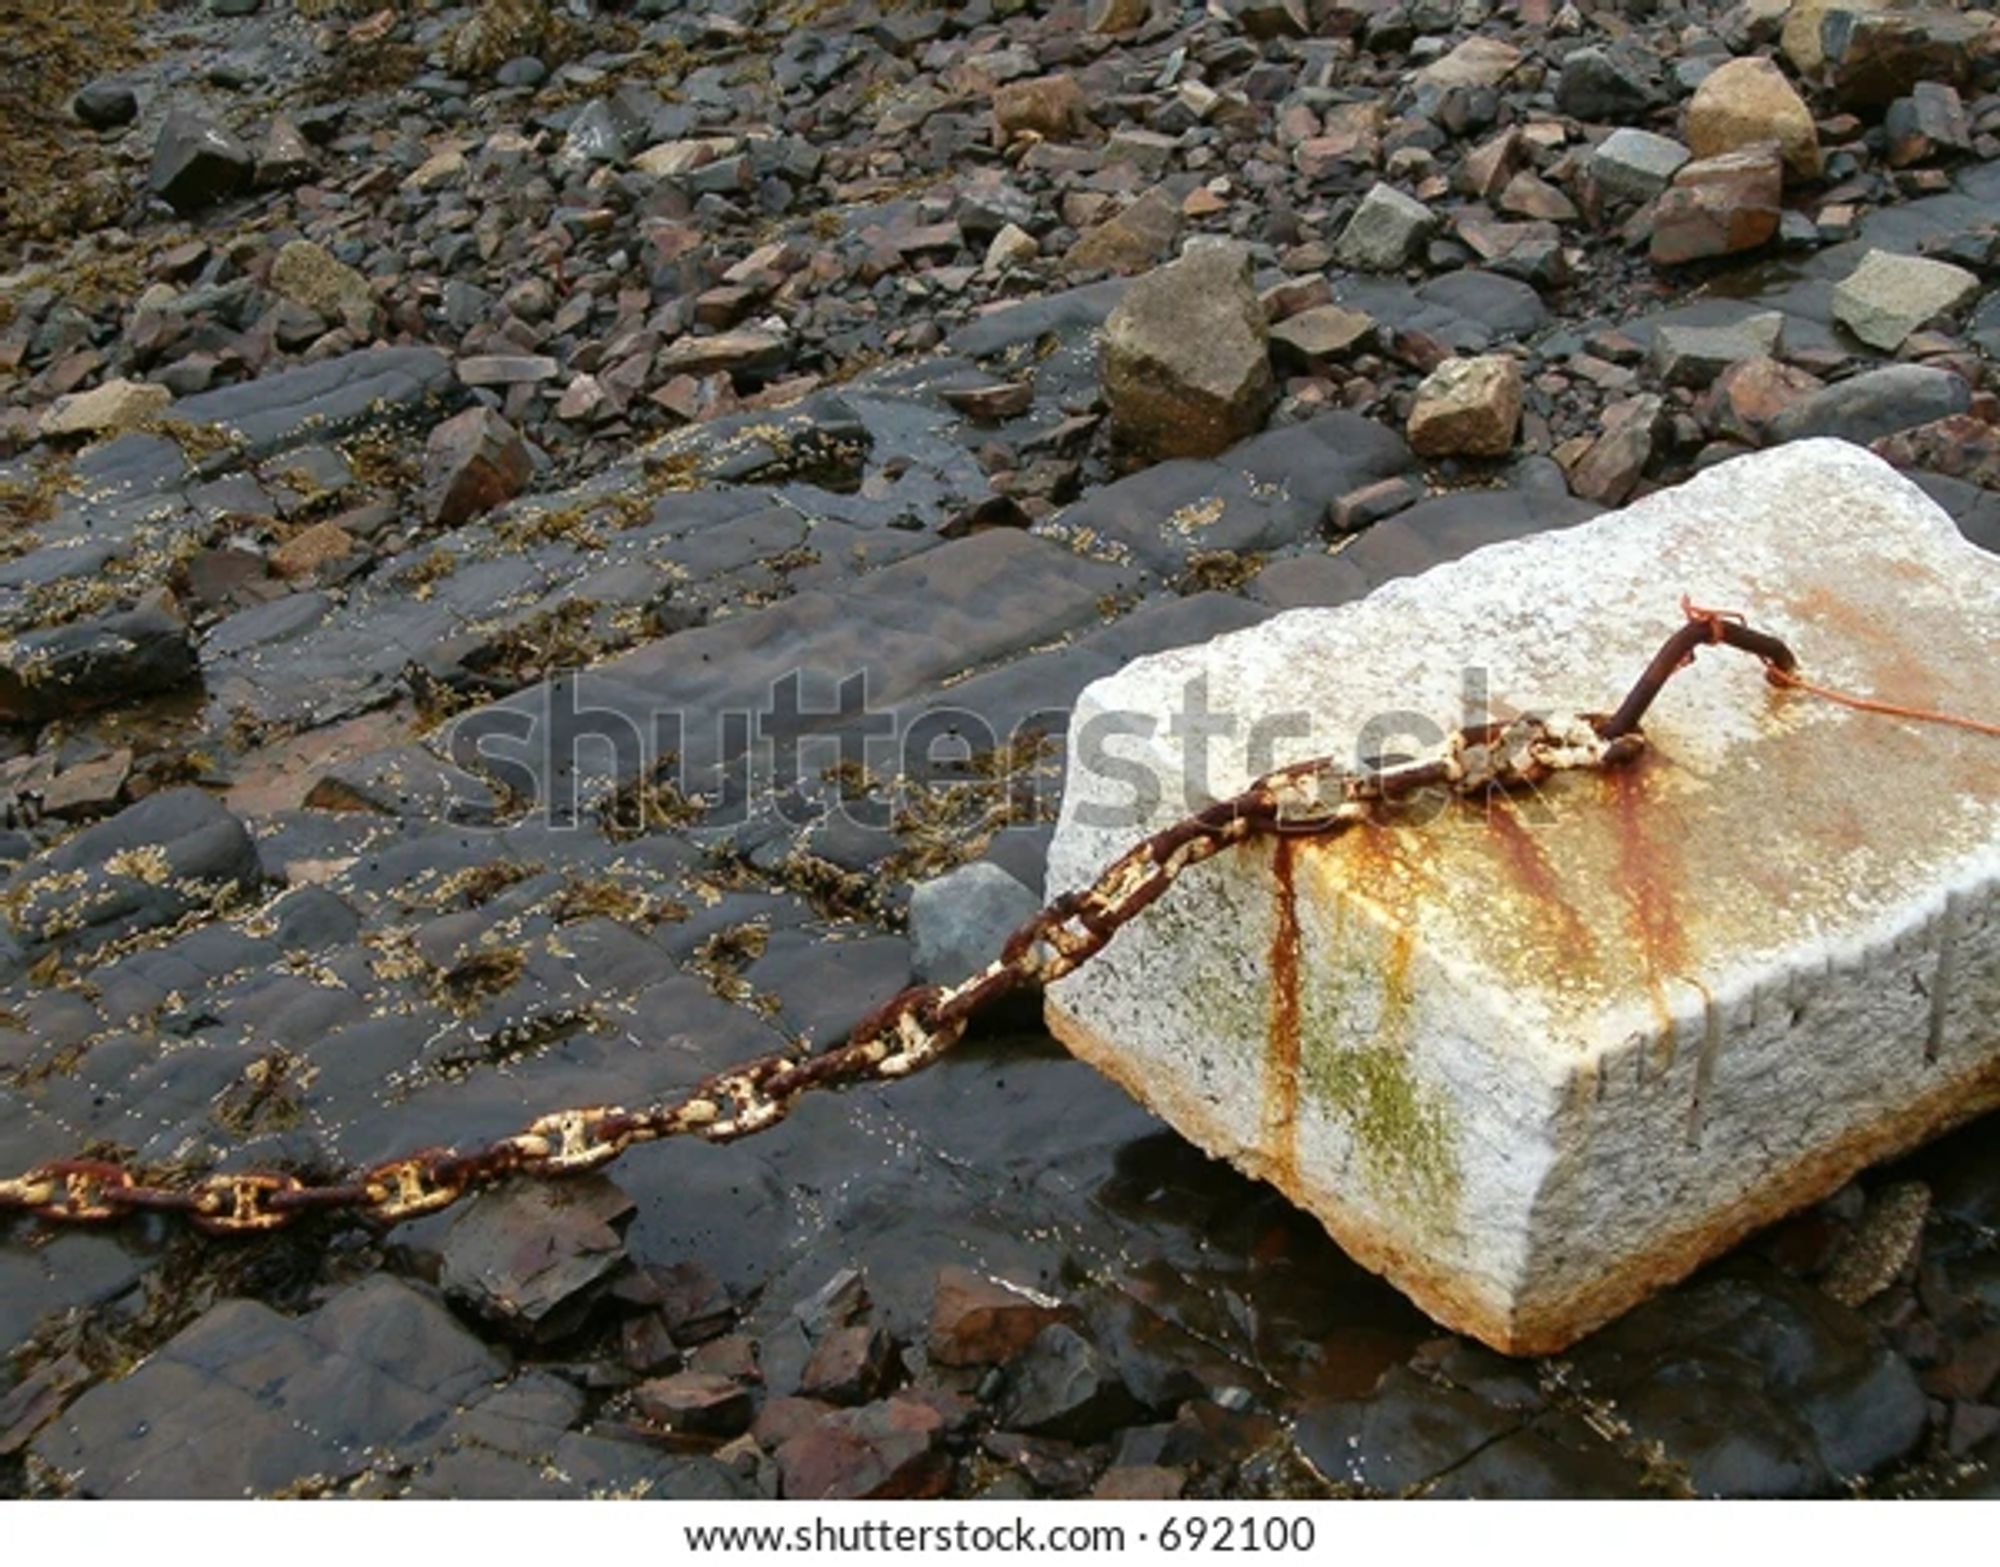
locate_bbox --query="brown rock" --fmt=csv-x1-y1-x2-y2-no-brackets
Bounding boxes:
1704,356,1825,444
1685,57,1821,180
270,520,356,580
1066,186,1182,275
927,1265,1068,1367
634,1372,756,1438
423,407,532,528
1406,355,1523,458
1871,413,2000,487
776,1397,949,1499
800,1324,900,1406
1566,395,1662,505
1650,147,1783,266
1094,1464,1186,1499
1101,244,1275,461
993,74,1089,146
1269,304,1376,371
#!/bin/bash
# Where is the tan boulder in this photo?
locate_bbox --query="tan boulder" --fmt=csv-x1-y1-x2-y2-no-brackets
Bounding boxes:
1686,57,1821,179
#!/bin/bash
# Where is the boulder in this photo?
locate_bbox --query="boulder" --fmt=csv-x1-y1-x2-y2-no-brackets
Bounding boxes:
1685,57,1821,180
1101,245,1276,461
1045,440,2000,1354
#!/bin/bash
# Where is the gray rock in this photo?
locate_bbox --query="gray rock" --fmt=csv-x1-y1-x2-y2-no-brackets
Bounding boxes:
1296,1365,1525,1493
73,79,138,130
148,110,254,213
0,599,197,724
1831,249,1982,351
1555,47,1655,122
995,1324,1140,1442
1101,244,1275,461
1588,128,1691,203
909,861,1041,986
1768,364,1972,445
32,1278,505,1498
172,347,455,460
5,787,260,951
440,1176,635,1341
1334,183,1439,272
1650,312,1785,388
305,745,501,825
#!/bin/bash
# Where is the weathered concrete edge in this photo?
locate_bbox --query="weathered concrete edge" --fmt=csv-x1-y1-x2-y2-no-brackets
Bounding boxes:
1048,993,2000,1354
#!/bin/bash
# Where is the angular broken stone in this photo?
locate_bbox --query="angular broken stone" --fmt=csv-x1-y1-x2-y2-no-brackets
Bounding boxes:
1830,249,1982,352
1406,355,1523,459
439,1176,635,1341
1334,183,1438,273
992,74,1090,146
148,110,254,213
928,1266,1066,1367
39,377,170,440
1820,7,1983,109
423,406,533,528
776,1397,950,1499
800,1324,900,1405
1650,147,1783,266
1066,186,1182,276
634,1372,756,1438
1270,305,1376,372
269,240,374,330
1566,395,1661,506
1685,56,1821,181
995,1323,1139,1441
1101,244,1275,461
1046,440,2000,1353
1587,129,1690,204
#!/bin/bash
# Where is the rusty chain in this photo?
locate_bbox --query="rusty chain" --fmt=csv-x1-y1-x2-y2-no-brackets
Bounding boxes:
0,605,1800,1238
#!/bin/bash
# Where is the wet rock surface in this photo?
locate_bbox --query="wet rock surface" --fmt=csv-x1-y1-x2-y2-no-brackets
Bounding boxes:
0,0,1996,1503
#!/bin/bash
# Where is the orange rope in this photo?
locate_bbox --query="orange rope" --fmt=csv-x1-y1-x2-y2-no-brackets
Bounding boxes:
1764,665,2000,740
1678,593,2000,740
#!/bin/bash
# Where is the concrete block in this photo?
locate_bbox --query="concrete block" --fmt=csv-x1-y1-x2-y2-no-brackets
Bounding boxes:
1044,440,2000,1353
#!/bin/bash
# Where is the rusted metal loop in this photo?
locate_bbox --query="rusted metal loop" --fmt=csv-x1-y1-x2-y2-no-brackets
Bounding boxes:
517,1107,630,1175
191,1173,304,1235
362,1154,466,1223
27,1161,135,1223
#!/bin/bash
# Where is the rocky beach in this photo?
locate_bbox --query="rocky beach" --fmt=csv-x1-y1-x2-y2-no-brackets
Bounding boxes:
3,0,2000,1500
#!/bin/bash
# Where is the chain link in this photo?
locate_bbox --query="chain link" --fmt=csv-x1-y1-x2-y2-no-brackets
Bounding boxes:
0,607,1801,1238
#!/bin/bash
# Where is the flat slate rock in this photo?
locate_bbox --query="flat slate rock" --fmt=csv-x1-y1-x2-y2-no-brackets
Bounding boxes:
33,1277,506,1497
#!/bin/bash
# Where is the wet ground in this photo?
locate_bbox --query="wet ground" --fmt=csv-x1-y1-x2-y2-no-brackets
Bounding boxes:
5,0,2000,1500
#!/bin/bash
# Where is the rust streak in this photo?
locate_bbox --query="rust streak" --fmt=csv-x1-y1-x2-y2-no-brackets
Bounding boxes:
1481,794,1598,968
1265,838,1303,1192
1608,758,1689,1062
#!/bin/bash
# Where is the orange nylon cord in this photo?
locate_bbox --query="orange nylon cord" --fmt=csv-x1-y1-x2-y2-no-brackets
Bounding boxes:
1678,593,2000,741
1764,664,2000,740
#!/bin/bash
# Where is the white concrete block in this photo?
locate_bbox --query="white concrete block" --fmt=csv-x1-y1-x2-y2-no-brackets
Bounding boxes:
1044,440,2000,1354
